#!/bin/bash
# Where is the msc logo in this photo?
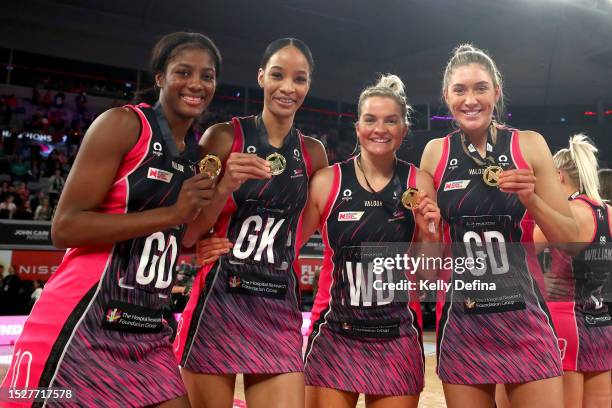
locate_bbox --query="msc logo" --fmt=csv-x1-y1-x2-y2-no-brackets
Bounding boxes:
338,211,364,221
444,180,470,191
147,167,173,183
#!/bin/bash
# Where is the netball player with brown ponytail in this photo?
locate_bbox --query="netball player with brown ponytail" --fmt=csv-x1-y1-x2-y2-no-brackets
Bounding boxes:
534,135,611,408
420,44,578,408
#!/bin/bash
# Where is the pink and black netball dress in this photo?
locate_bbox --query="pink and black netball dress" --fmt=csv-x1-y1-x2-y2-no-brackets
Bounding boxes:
434,124,562,384
548,193,612,372
174,115,312,374
304,157,424,396
1,103,198,407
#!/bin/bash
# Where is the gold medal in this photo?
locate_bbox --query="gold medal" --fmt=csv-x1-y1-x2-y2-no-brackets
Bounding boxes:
198,154,222,179
266,152,287,176
401,188,419,210
483,165,503,187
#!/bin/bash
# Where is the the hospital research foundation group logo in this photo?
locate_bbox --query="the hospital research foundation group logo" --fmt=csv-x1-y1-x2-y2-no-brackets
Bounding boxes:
229,275,241,288
106,308,122,323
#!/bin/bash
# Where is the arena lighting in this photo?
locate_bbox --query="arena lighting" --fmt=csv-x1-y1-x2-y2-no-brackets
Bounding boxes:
431,115,454,120
584,111,597,115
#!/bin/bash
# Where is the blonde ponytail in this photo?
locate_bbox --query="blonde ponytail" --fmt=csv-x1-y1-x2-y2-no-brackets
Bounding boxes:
553,134,602,204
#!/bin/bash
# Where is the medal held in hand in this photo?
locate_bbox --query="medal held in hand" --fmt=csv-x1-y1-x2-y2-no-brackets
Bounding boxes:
462,126,501,188
266,152,287,176
198,154,222,180
401,188,419,210
482,165,503,187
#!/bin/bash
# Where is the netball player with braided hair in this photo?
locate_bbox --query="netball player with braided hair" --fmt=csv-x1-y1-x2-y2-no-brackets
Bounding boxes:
420,44,577,408
1,31,222,407
533,135,611,408
173,38,328,408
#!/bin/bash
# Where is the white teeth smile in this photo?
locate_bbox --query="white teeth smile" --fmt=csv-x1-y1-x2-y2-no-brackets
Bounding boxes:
277,98,295,104
181,95,203,105
372,138,391,143
463,110,481,116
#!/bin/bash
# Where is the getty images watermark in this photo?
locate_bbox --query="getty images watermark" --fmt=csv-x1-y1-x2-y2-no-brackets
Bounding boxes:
370,253,494,292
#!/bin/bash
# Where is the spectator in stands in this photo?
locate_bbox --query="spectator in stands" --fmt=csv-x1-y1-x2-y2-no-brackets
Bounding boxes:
75,91,87,115
30,190,47,212
16,182,30,203
41,90,52,108
29,280,44,311
48,168,65,204
14,200,33,220
0,195,17,219
29,158,41,181
10,155,30,182
34,197,52,221
1,265,21,315
53,91,65,108
599,168,612,203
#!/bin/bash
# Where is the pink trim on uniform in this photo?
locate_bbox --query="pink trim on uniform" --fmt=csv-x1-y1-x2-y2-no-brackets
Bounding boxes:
292,133,313,281
510,130,530,170
574,195,601,244
548,301,580,371
307,164,341,332
173,118,245,363
433,136,451,190
1,105,151,404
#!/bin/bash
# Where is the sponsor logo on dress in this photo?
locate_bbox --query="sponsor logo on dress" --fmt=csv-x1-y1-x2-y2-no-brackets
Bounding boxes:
147,167,173,183
291,168,304,179
172,161,184,173
364,200,383,207
106,308,122,322
342,189,353,202
246,145,257,153
152,142,163,157
293,148,301,162
444,180,471,191
447,158,459,170
229,276,241,288
338,211,364,221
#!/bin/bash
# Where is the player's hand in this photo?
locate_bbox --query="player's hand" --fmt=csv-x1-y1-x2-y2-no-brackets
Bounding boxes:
414,191,441,242
217,153,271,194
197,236,233,265
173,173,215,224
498,169,537,206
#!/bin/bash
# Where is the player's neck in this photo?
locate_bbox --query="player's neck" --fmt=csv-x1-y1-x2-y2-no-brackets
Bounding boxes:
463,127,489,157
159,101,193,148
562,182,579,197
359,151,395,179
262,110,294,148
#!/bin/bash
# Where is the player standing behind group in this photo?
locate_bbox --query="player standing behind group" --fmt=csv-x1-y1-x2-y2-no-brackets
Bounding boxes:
173,38,327,408
0,32,221,407
534,135,611,408
420,44,578,408
300,74,441,408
